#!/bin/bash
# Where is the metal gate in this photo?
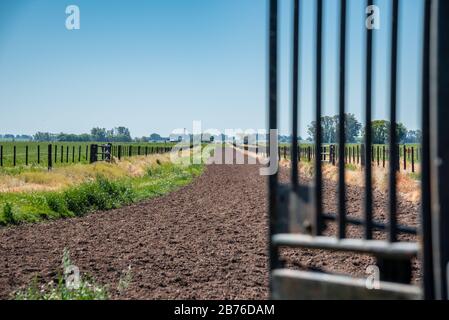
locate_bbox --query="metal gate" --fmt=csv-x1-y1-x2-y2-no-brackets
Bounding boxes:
89,143,112,163
267,0,449,300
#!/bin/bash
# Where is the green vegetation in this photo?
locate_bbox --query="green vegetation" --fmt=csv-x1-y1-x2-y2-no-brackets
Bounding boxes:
0,160,203,226
0,141,175,168
14,249,109,300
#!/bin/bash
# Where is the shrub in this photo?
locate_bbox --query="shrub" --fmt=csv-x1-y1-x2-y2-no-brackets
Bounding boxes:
3,203,16,225
46,194,69,215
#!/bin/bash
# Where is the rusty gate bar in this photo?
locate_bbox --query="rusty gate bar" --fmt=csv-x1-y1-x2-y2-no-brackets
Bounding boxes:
314,0,323,236
291,0,299,191
430,0,449,300
364,0,374,240
337,0,347,239
388,0,399,243
421,0,434,300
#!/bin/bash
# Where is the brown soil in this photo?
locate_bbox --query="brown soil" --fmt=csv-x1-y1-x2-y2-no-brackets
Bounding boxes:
0,150,419,299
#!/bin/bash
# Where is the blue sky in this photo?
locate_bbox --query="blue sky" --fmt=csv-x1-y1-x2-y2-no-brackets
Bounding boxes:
0,0,423,138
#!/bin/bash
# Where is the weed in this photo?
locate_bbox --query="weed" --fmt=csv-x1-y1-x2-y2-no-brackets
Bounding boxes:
14,250,109,300
3,203,15,225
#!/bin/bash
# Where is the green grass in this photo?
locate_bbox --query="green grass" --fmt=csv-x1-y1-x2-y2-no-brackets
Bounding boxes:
0,141,175,168
0,162,203,225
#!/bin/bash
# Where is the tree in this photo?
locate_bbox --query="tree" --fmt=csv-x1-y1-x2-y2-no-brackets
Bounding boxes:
404,130,422,143
368,120,408,144
112,127,132,142
34,132,52,142
307,113,362,143
340,113,362,143
90,127,107,142
150,133,162,141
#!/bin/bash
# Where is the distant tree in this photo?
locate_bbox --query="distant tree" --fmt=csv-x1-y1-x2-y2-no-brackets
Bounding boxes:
111,127,132,142
404,129,422,144
34,132,52,141
4,134,14,141
149,133,162,141
90,127,107,142
307,113,362,143
308,117,335,143
368,120,408,144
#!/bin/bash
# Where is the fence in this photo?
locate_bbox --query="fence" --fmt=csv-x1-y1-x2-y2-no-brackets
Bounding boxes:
278,144,421,173
0,143,174,170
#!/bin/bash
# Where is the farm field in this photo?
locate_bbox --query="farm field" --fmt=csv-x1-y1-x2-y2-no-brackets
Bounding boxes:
0,147,420,299
0,150,203,226
0,141,176,168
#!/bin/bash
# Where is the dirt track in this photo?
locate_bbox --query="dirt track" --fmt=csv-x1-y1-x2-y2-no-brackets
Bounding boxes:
0,151,419,299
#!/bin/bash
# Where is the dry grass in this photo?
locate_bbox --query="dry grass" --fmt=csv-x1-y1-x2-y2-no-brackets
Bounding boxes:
0,154,171,193
210,146,420,203
283,160,421,203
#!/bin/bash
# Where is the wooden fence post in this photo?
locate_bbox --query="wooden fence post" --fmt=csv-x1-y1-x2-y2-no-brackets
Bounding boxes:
90,144,98,163
38,145,40,164
411,146,415,173
357,145,360,164
352,145,355,163
0,145,3,167
48,144,52,170
360,144,365,167
79,146,82,162
13,146,16,166
383,145,386,168
54,145,57,163
403,144,406,171
25,145,28,166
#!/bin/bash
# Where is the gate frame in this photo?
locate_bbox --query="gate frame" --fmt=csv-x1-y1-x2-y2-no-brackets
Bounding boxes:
267,0,449,300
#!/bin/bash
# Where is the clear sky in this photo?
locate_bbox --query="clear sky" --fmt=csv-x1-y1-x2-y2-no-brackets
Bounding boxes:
0,0,423,138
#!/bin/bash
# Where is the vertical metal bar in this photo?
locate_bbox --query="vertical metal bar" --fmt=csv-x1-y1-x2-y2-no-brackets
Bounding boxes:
291,0,300,190
388,0,399,243
337,0,347,239
364,0,374,240
314,0,323,236
430,0,449,300
268,0,279,291
420,0,433,300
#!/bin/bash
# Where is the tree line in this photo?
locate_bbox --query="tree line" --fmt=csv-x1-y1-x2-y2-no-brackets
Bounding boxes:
306,114,421,144
32,127,133,142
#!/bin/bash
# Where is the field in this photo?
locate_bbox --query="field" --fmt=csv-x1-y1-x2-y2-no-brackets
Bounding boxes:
0,141,175,168
0,151,204,225
0,147,421,299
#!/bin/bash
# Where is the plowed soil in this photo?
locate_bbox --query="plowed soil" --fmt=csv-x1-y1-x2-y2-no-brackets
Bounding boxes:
0,149,419,299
